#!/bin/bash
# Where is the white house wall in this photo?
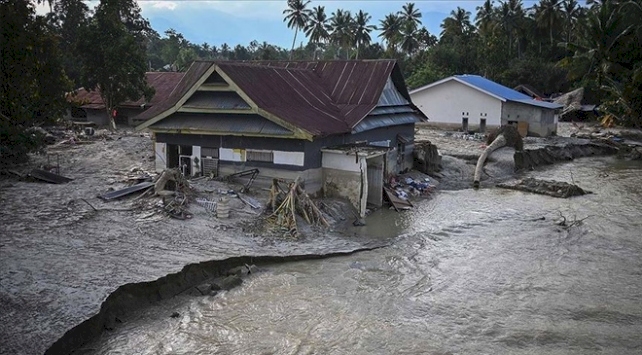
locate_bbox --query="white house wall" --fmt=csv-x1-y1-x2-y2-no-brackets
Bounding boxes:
154,142,167,172
273,151,305,166
321,152,361,172
411,80,503,127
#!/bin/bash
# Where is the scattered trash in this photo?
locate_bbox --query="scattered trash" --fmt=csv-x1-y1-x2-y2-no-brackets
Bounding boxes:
29,169,73,184
195,198,217,213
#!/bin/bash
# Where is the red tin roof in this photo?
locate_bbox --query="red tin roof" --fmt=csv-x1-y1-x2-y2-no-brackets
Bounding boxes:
68,72,185,110
135,60,420,137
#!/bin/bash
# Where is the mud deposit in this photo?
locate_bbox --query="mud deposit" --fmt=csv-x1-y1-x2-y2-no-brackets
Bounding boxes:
82,156,642,355
0,132,396,355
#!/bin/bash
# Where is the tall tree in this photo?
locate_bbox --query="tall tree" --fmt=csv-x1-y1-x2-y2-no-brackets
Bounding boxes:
440,7,474,41
476,0,496,36
533,0,561,46
378,13,402,52
77,0,154,129
353,10,375,59
305,5,329,59
561,0,581,48
283,0,311,59
399,21,419,55
1,0,71,164
305,5,329,44
329,9,354,59
399,2,422,29
46,0,90,86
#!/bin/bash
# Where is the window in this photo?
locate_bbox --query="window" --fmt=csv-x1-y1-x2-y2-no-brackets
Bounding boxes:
201,147,219,158
246,149,273,162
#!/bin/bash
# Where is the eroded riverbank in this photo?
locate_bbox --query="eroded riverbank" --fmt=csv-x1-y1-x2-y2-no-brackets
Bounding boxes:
82,156,642,355
2,123,641,354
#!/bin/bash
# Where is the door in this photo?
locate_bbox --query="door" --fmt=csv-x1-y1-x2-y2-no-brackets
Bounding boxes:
167,144,179,168
462,117,469,132
179,155,191,176
479,118,487,133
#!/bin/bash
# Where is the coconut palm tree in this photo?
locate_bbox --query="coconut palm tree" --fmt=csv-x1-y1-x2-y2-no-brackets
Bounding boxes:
305,5,330,44
378,13,402,52
561,0,581,47
353,10,375,59
329,9,355,59
533,0,561,46
398,2,422,30
283,0,311,59
496,0,525,57
440,7,473,40
399,21,419,55
475,0,496,36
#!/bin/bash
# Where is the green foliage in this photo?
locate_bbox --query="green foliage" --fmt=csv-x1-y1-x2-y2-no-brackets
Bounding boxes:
406,62,446,90
77,0,154,129
498,56,569,94
0,0,71,165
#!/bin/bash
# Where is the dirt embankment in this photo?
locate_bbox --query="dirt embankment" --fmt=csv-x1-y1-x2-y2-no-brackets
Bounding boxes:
414,122,639,190
0,129,390,355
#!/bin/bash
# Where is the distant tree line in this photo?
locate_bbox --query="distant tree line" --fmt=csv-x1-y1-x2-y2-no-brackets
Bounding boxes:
1,0,641,165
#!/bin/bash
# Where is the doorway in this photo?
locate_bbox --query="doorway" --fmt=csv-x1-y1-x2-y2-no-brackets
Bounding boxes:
479,118,487,133
366,155,384,208
462,117,469,132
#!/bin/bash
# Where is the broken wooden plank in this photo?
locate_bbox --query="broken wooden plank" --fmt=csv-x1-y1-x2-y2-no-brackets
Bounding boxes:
29,169,73,184
98,182,155,201
383,187,413,211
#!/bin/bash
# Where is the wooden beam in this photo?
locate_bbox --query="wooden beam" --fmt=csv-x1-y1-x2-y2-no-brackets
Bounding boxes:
197,85,234,92
178,107,254,114
149,128,300,139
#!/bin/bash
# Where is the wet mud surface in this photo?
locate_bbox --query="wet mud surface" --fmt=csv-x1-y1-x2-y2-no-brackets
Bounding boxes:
0,132,392,355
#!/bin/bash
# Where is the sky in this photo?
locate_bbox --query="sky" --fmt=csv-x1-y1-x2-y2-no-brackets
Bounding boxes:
36,0,545,49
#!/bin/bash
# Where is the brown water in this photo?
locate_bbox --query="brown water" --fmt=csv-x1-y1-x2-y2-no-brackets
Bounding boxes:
84,157,642,355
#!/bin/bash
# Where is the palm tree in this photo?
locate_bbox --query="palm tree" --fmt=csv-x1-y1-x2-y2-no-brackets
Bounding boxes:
496,0,525,57
399,21,419,55
533,0,561,46
440,7,473,40
378,13,402,52
283,0,311,59
305,6,330,44
561,0,580,48
329,9,355,59
398,2,422,30
475,0,496,36
353,10,375,59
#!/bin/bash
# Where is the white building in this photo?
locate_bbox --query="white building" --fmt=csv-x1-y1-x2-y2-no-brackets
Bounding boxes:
410,75,562,137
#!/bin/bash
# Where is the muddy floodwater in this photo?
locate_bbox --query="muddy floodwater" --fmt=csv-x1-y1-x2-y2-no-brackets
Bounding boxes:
83,157,642,355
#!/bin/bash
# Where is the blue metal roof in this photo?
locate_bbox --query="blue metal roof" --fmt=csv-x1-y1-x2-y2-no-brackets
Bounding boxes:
455,75,562,110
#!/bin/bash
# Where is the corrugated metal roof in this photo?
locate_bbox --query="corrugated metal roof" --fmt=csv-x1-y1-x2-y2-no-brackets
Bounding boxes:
134,62,215,122
151,113,293,136
455,75,562,109
135,60,426,136
68,72,185,109
377,77,410,106
183,91,250,110
352,113,421,133
368,106,416,116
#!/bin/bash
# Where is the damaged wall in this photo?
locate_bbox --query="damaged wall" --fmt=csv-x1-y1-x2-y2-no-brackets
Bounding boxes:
322,152,363,214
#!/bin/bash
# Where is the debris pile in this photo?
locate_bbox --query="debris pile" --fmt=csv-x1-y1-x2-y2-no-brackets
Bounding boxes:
497,178,590,198
265,178,329,238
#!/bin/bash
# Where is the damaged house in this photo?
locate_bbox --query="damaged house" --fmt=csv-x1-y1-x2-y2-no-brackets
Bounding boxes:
134,60,426,216
66,72,185,126
410,75,562,137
